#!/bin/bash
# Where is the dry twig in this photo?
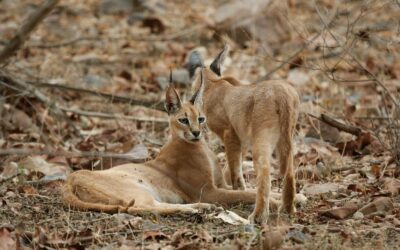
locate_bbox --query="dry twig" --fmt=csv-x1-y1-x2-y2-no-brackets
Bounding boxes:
0,148,147,163
60,107,168,123
30,24,205,49
308,113,362,136
33,82,166,111
0,0,60,63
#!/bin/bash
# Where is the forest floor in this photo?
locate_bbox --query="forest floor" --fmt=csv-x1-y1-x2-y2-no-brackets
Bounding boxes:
1,0,400,249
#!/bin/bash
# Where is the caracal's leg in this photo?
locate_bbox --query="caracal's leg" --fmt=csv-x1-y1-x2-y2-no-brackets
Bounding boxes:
222,162,232,187
202,188,255,204
224,129,245,190
201,188,279,211
211,154,231,189
277,131,296,214
248,127,279,224
127,202,217,215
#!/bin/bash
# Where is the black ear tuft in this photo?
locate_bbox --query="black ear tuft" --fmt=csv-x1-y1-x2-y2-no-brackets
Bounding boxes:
186,51,204,78
169,68,173,83
210,44,229,76
190,68,205,106
164,71,182,115
210,60,221,76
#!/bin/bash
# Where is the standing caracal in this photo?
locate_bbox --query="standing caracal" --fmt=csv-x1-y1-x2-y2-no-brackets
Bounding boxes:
62,72,267,215
188,46,300,223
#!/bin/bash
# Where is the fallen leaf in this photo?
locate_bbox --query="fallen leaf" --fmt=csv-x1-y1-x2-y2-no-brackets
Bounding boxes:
358,197,394,216
143,230,169,241
117,239,136,250
336,140,361,156
336,132,374,156
0,162,19,180
301,183,341,195
197,230,213,243
347,183,364,193
0,228,16,250
141,17,165,34
214,210,249,225
370,164,381,178
128,217,143,228
353,211,364,220
383,178,400,196
286,229,309,244
296,167,321,181
171,228,193,245
320,204,358,219
32,226,48,247
170,228,212,248
18,185,38,195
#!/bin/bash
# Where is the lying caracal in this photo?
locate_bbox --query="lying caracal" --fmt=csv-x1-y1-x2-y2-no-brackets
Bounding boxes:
62,72,263,215
188,46,300,223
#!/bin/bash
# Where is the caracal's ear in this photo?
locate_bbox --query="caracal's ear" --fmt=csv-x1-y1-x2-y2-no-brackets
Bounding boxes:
164,71,182,115
190,68,205,107
210,44,229,76
186,50,204,78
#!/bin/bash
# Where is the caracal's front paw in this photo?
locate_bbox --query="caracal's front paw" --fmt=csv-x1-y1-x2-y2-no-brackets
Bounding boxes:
248,209,269,224
193,203,221,212
280,202,296,215
232,177,246,190
184,208,200,214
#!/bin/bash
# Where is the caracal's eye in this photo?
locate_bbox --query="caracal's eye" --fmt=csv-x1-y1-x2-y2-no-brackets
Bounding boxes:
178,118,189,125
198,117,205,124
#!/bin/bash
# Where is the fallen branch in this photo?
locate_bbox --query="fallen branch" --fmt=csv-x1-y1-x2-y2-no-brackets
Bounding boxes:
0,148,147,163
330,165,359,173
60,107,168,123
30,36,99,48
308,113,362,136
0,0,60,63
33,82,166,111
29,24,205,48
321,113,362,136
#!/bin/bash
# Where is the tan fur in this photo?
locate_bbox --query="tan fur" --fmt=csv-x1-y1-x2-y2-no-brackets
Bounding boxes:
62,76,281,215
192,49,300,223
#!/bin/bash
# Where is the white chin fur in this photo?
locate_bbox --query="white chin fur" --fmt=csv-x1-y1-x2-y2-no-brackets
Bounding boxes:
182,132,201,143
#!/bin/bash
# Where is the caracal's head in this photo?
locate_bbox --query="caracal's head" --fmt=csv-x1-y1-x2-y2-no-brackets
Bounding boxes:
187,45,230,90
164,70,206,143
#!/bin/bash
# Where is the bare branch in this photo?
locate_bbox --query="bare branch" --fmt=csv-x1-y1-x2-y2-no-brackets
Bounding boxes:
60,107,168,123
33,82,166,111
29,24,205,49
308,113,362,136
0,0,60,63
0,148,147,163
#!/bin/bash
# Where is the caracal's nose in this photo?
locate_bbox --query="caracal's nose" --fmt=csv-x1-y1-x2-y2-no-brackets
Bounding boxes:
192,131,200,137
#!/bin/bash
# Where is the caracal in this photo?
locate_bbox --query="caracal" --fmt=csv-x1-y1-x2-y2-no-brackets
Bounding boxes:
188,46,300,223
